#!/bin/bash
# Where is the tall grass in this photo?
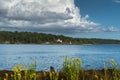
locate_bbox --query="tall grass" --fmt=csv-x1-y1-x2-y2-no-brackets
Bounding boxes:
1,56,120,80
62,56,82,80
110,59,119,80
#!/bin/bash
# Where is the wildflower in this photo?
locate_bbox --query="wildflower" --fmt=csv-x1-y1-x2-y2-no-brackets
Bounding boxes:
13,66,17,72
52,71,55,75
63,56,67,63
43,72,46,77
5,73,8,77
112,71,115,74
50,72,53,80
69,58,72,63
18,64,22,71
100,78,103,80
56,73,59,77
5,73,8,80
11,74,14,78
79,59,82,64
104,67,108,71
61,78,64,80
4,78,6,80
30,74,33,79
94,75,98,79
74,57,77,61
68,65,70,68
17,73,21,79
33,73,36,76
64,56,67,59
24,67,28,73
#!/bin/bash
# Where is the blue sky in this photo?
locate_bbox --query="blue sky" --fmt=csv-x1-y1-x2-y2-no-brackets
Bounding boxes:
66,0,120,39
75,0,120,27
73,0,120,39
0,0,120,39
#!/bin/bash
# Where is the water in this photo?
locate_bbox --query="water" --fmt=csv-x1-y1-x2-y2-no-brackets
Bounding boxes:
0,44,120,71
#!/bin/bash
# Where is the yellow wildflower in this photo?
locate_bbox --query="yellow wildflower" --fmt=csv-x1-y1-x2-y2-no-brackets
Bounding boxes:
13,66,17,72
61,78,64,80
94,75,98,79
56,72,59,77
11,74,14,78
79,59,82,63
68,65,70,69
104,67,108,71
17,73,21,78
69,58,72,63
24,67,28,73
5,73,8,77
50,72,52,79
30,74,33,79
18,64,22,71
4,78,6,80
100,78,103,80
43,72,46,77
33,73,36,76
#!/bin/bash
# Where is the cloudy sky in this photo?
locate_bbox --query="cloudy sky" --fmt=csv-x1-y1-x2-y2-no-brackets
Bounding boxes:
0,0,120,39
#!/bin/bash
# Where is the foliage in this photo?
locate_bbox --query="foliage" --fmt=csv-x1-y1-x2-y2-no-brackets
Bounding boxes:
62,56,82,80
0,31,120,44
1,57,120,80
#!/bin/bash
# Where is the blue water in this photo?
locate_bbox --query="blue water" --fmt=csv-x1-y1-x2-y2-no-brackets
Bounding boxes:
0,44,120,71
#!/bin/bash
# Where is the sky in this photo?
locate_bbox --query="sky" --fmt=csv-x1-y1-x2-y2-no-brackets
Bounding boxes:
0,0,120,39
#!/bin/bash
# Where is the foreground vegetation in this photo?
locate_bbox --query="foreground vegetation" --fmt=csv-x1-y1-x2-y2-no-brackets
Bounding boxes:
0,31,120,44
0,56,120,80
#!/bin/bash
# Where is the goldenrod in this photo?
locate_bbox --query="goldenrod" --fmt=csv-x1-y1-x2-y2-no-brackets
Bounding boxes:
18,64,22,72
94,75,98,79
13,66,17,72
5,73,8,80
50,72,53,80
100,78,103,80
17,73,21,80
3,78,6,80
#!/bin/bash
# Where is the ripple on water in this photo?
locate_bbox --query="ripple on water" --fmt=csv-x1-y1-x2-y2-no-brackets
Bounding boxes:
0,44,120,70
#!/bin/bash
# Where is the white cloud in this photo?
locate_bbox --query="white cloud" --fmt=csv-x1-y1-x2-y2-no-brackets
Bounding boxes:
102,26,119,32
113,0,120,3
0,0,118,34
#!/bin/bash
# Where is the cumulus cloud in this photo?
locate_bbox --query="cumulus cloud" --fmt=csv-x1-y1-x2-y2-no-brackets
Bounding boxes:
0,0,118,34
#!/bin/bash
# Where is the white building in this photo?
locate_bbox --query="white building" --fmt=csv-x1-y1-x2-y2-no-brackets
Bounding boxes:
56,39,62,43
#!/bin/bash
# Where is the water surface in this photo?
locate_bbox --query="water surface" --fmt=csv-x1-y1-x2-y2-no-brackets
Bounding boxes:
0,44,120,71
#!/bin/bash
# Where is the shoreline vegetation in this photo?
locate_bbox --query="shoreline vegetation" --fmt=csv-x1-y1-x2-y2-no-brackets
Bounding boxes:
0,31,120,44
0,69,119,80
0,56,120,80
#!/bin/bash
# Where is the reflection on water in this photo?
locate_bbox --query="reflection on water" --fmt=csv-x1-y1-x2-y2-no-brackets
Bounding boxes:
0,44,120,71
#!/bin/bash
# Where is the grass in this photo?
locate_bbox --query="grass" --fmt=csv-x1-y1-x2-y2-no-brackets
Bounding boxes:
0,56,120,80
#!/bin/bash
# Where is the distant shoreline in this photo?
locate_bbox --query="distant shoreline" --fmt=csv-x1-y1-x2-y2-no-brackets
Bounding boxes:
0,43,120,45
0,31,120,44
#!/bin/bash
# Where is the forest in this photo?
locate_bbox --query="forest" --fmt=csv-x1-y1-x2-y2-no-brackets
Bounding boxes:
0,31,120,44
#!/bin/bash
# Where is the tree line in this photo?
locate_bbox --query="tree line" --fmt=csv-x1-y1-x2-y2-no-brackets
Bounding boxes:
0,31,120,44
